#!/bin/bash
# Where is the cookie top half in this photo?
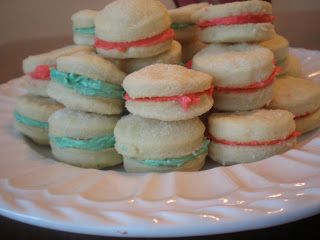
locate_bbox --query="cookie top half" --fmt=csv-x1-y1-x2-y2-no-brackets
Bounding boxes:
209,109,295,142
169,2,209,23
71,9,97,28
192,0,272,22
49,108,120,139
123,63,213,98
192,43,274,87
56,53,126,85
23,45,93,74
95,0,171,42
268,76,320,116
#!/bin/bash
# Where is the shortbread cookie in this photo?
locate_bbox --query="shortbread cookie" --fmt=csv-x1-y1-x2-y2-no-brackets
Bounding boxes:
22,45,93,96
286,54,302,77
49,109,122,169
114,114,208,172
14,95,63,145
72,9,97,46
47,52,126,115
95,0,174,59
208,109,298,165
110,40,181,74
169,3,208,43
267,76,320,133
123,64,214,121
193,43,275,111
260,34,289,75
192,0,275,43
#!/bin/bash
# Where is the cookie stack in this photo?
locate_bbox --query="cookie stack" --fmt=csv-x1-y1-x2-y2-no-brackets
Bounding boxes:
71,9,97,46
47,52,126,169
190,0,299,165
114,64,214,173
168,3,208,63
93,0,181,74
13,45,93,145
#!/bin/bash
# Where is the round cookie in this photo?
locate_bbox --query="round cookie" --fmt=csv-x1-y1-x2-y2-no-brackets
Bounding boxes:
260,34,289,74
123,64,214,121
267,76,320,134
14,95,63,145
208,109,298,165
286,54,302,77
114,114,208,173
49,108,122,169
72,9,97,46
95,0,174,59
169,2,208,43
192,43,275,111
22,45,93,96
192,0,275,43
109,40,182,74
47,52,126,115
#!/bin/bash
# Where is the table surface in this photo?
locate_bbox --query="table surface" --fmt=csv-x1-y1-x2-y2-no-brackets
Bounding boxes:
1,13,320,236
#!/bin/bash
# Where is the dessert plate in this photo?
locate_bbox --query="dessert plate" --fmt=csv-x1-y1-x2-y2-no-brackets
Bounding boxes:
0,48,319,238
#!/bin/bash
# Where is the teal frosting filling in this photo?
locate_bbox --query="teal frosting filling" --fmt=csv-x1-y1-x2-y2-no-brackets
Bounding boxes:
73,27,95,35
171,22,195,30
50,134,115,151
50,68,125,100
14,111,48,129
138,139,209,168
276,57,288,66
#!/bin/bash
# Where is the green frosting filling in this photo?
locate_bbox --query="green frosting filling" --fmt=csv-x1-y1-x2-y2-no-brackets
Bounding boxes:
73,27,95,35
50,134,115,151
138,139,209,167
276,57,288,66
50,68,125,100
171,22,195,30
14,111,48,129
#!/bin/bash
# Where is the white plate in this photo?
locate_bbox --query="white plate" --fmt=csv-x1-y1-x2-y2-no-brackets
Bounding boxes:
0,48,320,238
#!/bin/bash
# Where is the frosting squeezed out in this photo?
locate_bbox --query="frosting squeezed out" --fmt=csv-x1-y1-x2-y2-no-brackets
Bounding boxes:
50,134,115,151
138,139,209,167
208,131,300,146
14,111,49,129
95,29,175,52
29,65,53,80
50,68,125,99
124,86,214,111
198,14,275,29
73,27,95,35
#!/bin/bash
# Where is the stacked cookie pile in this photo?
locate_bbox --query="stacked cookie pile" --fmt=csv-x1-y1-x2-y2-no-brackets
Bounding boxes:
190,0,301,165
94,0,181,74
13,0,319,171
13,45,93,145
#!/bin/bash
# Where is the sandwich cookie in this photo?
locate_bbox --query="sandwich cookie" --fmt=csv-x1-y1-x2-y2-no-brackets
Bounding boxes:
192,43,276,111
208,109,298,165
114,114,208,173
47,53,126,115
49,109,122,169
22,45,93,96
169,2,208,43
267,76,320,134
110,40,182,74
123,64,214,121
192,0,275,43
72,9,97,46
95,0,174,59
14,95,63,145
